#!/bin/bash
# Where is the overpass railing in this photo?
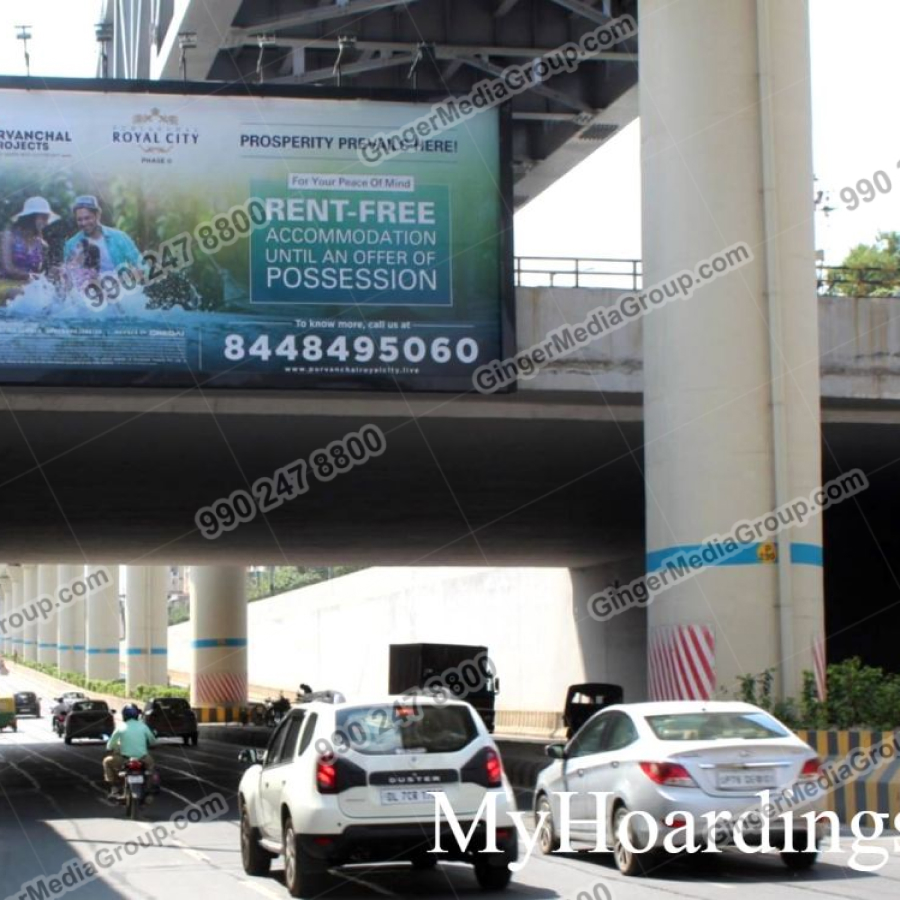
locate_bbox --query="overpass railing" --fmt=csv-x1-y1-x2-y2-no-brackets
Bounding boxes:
513,257,900,297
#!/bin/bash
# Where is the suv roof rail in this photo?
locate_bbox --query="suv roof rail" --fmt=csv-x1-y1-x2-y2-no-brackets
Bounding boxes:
296,689,346,704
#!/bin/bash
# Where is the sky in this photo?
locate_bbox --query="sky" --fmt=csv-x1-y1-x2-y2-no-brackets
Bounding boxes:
0,0,895,266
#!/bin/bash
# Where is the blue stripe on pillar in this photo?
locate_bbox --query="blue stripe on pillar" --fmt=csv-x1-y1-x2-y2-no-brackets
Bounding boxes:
647,542,824,572
125,647,167,656
86,648,118,654
58,645,72,651
73,645,85,651
191,638,248,648
38,643,57,649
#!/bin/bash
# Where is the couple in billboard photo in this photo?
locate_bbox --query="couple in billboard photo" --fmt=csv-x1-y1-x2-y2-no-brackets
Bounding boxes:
0,194,142,307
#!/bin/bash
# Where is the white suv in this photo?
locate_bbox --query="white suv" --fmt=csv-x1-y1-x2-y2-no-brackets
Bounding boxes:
237,694,519,896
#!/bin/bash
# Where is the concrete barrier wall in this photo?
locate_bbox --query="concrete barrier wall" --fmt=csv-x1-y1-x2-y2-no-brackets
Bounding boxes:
515,287,900,402
168,565,646,716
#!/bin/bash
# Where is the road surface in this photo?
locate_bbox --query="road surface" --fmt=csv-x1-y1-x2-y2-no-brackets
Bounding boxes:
1,669,897,900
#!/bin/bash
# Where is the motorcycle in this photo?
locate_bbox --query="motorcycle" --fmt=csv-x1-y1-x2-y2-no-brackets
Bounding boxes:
118,758,160,819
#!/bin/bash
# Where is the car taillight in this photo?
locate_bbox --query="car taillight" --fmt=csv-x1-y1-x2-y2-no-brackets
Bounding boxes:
800,757,823,779
639,761,696,787
316,756,368,794
461,747,505,788
316,759,338,792
485,749,503,787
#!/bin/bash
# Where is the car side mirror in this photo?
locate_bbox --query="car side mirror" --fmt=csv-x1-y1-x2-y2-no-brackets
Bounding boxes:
545,743,567,759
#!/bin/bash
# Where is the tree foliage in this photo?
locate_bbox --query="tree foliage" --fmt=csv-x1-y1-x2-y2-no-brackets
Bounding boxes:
828,231,900,297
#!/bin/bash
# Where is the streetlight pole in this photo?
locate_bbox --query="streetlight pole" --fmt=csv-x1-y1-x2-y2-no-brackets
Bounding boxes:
15,26,31,77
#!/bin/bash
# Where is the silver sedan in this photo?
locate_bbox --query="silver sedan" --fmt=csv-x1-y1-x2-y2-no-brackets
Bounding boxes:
533,700,826,876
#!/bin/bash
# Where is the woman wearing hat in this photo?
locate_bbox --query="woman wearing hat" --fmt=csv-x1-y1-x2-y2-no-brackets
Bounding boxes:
0,196,59,302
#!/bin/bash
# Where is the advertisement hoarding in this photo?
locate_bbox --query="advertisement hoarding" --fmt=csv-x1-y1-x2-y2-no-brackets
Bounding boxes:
0,78,513,391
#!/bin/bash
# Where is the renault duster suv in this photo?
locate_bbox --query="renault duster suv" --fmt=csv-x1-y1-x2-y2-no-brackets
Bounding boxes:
237,694,518,896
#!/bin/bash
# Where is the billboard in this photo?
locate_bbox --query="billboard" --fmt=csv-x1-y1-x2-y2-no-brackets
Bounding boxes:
0,78,513,391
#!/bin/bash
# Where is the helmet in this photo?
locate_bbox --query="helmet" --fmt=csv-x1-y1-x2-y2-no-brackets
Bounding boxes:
122,704,141,721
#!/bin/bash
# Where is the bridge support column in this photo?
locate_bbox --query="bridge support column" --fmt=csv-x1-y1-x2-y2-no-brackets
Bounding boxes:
0,574,10,657
125,566,168,691
86,565,120,681
640,0,823,700
37,565,59,666
58,565,86,674
190,566,247,717
6,566,22,658
22,565,38,661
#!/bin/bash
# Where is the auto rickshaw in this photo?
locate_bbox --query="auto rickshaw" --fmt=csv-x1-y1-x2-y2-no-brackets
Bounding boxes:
0,694,17,732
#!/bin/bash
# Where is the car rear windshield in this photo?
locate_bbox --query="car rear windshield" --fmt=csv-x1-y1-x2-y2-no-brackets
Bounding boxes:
74,701,108,712
334,705,478,755
156,699,190,711
645,711,790,741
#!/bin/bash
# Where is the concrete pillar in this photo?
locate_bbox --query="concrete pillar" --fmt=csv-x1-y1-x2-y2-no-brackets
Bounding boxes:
640,0,823,700
58,564,87,674
125,566,168,691
22,564,38,661
571,556,648,700
190,566,247,710
86,565,120,681
0,575,9,657
7,565,22,657
36,565,59,666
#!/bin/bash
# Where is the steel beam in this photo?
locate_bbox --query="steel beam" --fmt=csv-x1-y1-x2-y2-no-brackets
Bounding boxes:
268,52,416,85
548,0,614,26
232,0,420,35
224,35,635,63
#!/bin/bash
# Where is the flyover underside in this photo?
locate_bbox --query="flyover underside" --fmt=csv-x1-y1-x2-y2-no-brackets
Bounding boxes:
0,390,645,565
0,393,898,572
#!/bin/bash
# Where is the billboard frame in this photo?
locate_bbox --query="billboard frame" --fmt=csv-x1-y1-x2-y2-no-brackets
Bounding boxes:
0,75,516,395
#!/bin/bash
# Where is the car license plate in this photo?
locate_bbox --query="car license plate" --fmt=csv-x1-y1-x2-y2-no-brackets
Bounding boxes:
716,769,777,790
380,788,435,805
126,775,144,785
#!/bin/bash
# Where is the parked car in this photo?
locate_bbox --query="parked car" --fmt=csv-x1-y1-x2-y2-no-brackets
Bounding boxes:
563,683,623,738
238,694,518,897
13,691,41,717
63,699,116,745
534,700,825,876
143,697,198,746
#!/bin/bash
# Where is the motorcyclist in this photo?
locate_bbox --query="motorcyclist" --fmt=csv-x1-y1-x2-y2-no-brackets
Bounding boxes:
103,704,157,798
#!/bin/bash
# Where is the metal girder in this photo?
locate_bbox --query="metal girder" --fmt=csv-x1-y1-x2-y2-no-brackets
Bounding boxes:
463,56,594,113
548,0,614,26
232,0,420,36
268,51,416,85
224,36,635,63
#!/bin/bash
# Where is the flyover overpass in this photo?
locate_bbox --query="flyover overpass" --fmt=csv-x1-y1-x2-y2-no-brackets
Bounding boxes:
0,285,897,567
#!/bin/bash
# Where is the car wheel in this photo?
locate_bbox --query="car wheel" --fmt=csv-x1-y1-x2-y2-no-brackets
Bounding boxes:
612,806,657,877
183,735,190,746
536,794,560,854
473,857,512,891
64,736,72,745
240,803,272,876
191,733,198,746
781,849,818,871
283,816,328,898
